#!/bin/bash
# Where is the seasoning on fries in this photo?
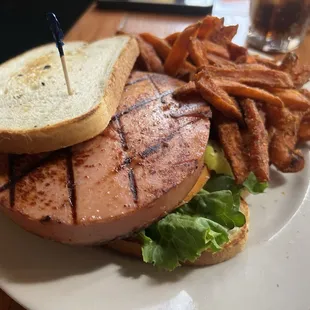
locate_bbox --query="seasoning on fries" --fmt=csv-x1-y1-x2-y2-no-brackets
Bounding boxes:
133,15,310,182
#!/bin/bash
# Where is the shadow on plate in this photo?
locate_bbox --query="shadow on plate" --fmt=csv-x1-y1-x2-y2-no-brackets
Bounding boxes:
268,167,287,189
109,248,195,285
298,141,310,151
268,142,310,189
0,213,193,286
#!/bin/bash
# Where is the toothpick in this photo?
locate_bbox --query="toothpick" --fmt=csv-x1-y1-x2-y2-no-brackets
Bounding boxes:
47,12,73,95
60,56,73,95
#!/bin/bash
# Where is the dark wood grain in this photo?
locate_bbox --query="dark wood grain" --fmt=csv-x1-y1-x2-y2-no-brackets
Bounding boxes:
1,0,310,308
0,290,12,309
66,4,125,41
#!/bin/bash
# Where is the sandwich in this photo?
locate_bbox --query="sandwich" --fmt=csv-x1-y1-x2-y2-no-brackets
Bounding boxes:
0,15,309,271
0,70,266,271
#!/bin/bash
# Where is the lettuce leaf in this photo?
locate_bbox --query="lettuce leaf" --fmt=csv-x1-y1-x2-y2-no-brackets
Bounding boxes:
204,174,238,192
243,172,268,194
204,174,242,208
140,185,244,270
140,233,180,271
141,214,229,271
205,172,268,196
186,189,246,229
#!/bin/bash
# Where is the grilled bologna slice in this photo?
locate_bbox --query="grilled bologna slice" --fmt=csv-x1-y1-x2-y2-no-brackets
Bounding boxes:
0,72,211,245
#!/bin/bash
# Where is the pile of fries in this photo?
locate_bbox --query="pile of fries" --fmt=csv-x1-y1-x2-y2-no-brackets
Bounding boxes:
133,16,310,184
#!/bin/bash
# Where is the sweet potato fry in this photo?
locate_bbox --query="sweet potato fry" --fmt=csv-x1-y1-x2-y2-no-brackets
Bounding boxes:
264,104,299,130
203,64,294,88
298,121,310,142
241,99,269,182
135,35,164,73
300,88,310,101
226,42,247,61
268,88,310,111
218,122,249,184
198,16,223,40
179,61,197,74
220,25,239,41
140,33,171,60
252,55,279,69
240,127,251,150
164,22,201,76
195,72,243,121
140,33,197,78
188,38,209,67
173,81,198,98
210,25,238,46
279,53,310,87
256,102,267,126
268,107,303,137
269,130,305,172
165,32,180,46
292,65,310,88
267,107,305,172
177,62,197,79
302,110,310,122
176,61,197,81
235,54,278,70
206,53,236,67
203,40,230,59
214,79,284,107
279,52,298,73
235,55,257,64
298,108,310,141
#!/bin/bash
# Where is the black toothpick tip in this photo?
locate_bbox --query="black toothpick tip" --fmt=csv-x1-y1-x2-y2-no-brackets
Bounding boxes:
47,12,64,56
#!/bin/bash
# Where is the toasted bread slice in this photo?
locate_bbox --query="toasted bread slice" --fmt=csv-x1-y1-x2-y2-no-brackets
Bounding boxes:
0,36,139,153
107,199,249,266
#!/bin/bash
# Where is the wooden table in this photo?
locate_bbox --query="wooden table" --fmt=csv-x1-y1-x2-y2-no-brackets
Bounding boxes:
1,1,310,309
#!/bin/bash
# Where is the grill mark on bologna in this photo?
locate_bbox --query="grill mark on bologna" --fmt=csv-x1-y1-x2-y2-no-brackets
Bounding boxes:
113,115,139,203
148,74,161,95
66,148,77,224
0,153,56,194
139,133,175,159
112,89,174,120
128,168,138,202
139,119,200,159
115,119,201,172
114,116,128,151
125,77,149,86
8,155,15,208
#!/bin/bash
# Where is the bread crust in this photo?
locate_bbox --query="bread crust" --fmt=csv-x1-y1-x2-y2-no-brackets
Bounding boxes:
107,199,249,266
0,37,139,154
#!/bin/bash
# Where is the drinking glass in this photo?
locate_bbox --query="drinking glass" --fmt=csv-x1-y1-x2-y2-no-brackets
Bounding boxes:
247,0,310,53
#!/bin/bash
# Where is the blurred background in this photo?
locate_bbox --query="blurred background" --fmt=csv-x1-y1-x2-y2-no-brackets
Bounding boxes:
0,0,93,63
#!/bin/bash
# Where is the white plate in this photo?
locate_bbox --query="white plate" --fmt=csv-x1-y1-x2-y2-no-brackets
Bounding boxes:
0,144,309,310
1,56,310,309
